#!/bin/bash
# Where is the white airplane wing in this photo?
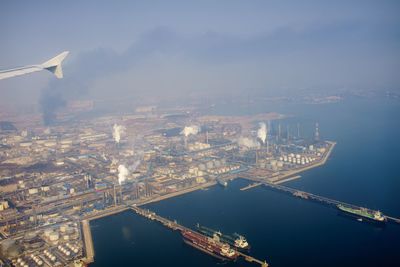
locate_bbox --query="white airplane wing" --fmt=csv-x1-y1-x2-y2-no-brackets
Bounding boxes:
0,51,69,80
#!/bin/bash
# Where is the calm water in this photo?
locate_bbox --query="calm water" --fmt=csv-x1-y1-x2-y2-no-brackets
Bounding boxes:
90,96,400,267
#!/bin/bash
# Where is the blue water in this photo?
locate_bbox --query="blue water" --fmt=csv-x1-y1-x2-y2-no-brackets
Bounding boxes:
90,96,400,266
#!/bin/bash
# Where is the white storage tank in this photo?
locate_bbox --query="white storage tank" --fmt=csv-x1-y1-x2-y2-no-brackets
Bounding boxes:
49,232,59,242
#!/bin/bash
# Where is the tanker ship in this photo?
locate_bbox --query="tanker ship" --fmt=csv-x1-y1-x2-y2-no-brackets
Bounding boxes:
196,224,250,250
182,230,239,261
337,204,387,223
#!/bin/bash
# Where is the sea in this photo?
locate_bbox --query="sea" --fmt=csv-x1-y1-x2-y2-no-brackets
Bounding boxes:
89,95,400,267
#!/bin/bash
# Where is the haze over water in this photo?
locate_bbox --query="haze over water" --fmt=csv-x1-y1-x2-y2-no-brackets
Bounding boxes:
90,96,400,267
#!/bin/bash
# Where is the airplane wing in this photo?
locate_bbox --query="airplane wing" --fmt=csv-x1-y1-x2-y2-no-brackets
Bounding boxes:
0,51,69,80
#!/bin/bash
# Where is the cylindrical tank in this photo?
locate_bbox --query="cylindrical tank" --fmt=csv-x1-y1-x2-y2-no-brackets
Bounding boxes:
49,232,59,241
198,164,206,171
206,161,214,169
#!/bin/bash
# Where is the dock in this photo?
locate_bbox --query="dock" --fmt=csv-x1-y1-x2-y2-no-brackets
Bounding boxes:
274,175,301,184
247,178,400,224
240,175,301,191
130,205,269,266
240,182,262,191
81,219,95,264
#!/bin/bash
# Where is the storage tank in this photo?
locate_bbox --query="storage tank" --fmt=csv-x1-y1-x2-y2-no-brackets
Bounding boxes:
28,188,39,195
49,232,59,242
44,229,53,237
206,161,214,169
198,164,206,171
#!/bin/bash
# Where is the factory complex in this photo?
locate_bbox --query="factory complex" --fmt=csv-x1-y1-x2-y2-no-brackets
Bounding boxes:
0,106,333,266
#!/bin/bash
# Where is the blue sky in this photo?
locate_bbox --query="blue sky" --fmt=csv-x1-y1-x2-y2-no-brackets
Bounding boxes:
1,1,399,109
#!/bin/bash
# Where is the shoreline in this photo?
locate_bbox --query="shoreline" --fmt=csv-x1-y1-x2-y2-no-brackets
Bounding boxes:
81,142,336,265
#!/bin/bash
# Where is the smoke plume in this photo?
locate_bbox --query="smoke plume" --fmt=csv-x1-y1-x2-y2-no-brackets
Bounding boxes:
238,137,260,149
181,125,200,137
129,160,141,172
257,122,267,144
113,124,125,144
118,164,129,185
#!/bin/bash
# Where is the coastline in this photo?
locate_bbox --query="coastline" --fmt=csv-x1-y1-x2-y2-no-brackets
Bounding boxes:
81,142,336,265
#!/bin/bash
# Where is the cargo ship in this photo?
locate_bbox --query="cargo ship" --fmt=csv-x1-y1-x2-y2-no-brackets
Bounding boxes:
337,204,387,223
182,230,238,261
196,224,250,250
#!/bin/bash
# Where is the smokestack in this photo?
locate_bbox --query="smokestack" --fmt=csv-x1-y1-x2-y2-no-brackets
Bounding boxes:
314,122,320,142
255,150,258,164
297,123,300,139
120,185,123,204
277,123,281,142
286,125,290,141
113,184,117,206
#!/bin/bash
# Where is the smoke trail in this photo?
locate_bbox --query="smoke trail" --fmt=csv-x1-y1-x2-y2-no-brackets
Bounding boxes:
128,160,141,172
113,124,125,144
180,125,200,137
118,164,129,185
238,137,260,149
257,122,267,144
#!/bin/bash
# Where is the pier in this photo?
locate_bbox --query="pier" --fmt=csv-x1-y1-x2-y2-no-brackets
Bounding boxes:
247,178,400,224
81,219,95,264
130,205,269,266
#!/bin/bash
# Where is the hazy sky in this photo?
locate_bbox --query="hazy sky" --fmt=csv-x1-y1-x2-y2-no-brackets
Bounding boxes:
0,1,399,110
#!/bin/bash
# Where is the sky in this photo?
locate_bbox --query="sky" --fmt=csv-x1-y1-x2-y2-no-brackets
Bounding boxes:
0,1,399,113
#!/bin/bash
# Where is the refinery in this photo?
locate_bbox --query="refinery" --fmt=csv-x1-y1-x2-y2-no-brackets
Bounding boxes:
0,104,397,267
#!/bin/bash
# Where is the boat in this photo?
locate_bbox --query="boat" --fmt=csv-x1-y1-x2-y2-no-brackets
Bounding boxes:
337,204,387,223
216,177,228,187
182,230,238,261
195,224,250,250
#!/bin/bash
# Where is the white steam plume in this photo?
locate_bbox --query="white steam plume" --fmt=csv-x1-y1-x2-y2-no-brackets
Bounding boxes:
118,164,129,185
238,137,260,149
181,125,200,137
129,160,141,172
257,122,267,144
113,124,125,144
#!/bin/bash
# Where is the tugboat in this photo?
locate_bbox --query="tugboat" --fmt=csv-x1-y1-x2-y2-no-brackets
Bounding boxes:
195,224,250,250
